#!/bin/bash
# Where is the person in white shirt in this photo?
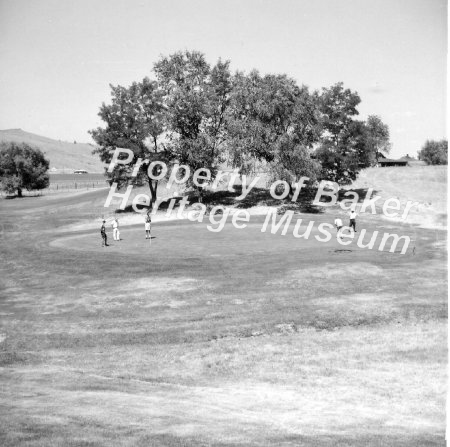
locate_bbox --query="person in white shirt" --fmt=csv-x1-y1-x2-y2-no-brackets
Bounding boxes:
334,217,343,239
145,215,151,239
112,218,120,241
349,210,357,232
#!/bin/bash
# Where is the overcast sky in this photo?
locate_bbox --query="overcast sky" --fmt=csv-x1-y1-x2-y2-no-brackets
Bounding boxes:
0,0,447,157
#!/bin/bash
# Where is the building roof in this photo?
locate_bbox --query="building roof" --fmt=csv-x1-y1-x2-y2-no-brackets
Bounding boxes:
378,158,408,164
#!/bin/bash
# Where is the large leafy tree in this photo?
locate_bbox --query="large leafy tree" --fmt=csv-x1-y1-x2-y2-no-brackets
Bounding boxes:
228,71,321,196
154,50,233,201
0,142,49,197
91,51,387,201
90,77,167,208
418,139,448,165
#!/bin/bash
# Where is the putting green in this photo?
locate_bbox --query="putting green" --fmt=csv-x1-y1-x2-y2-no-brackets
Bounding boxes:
50,213,422,263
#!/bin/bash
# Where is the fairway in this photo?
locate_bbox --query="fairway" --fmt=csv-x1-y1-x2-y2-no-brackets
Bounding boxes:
0,188,446,446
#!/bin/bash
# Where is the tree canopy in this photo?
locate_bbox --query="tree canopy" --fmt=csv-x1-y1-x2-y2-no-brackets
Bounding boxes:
91,50,394,202
90,51,234,205
227,71,321,193
418,139,448,165
154,51,233,199
0,142,50,197
89,77,167,205
315,83,364,184
314,88,392,184
365,115,391,164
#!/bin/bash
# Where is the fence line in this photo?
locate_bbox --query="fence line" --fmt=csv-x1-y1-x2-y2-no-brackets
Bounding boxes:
46,181,107,191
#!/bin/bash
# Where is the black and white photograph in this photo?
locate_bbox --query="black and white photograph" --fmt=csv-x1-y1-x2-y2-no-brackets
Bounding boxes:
0,0,447,445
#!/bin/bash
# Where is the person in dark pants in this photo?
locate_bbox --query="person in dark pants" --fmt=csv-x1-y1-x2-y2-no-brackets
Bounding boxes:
101,220,109,246
349,209,357,233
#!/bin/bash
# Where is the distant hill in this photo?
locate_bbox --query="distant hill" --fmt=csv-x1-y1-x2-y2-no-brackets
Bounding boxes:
0,129,105,173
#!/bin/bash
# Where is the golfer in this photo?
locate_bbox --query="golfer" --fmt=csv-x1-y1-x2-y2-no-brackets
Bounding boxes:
349,209,357,232
145,215,151,239
334,216,343,239
100,220,109,247
112,217,120,241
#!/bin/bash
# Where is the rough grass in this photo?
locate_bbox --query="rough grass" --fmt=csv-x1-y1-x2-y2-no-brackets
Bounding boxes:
0,170,447,446
348,165,447,229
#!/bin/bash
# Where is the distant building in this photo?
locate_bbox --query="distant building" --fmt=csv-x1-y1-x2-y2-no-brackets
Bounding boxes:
74,169,88,174
377,157,408,167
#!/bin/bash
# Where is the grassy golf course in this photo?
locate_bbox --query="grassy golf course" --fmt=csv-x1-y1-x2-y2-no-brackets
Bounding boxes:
0,167,447,446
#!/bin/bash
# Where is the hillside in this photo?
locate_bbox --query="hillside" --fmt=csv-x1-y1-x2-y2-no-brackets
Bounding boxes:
349,165,447,229
0,129,105,173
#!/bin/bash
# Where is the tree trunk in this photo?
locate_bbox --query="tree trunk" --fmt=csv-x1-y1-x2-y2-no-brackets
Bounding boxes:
17,188,22,198
148,179,158,213
288,183,295,201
